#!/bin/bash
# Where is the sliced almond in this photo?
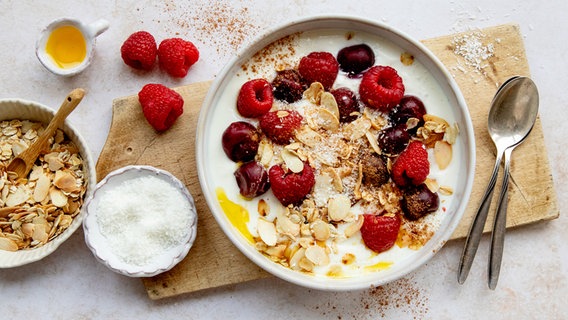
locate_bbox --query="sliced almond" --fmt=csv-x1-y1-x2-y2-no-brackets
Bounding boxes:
439,185,454,196
423,114,450,127
304,82,324,103
265,244,287,259
424,178,440,193
328,194,351,222
305,245,330,266
289,247,306,270
257,218,278,246
21,223,34,238
0,237,18,251
365,130,382,155
344,214,364,238
295,126,323,147
258,139,274,167
311,220,331,241
49,187,68,208
320,92,340,119
5,186,29,207
258,199,270,217
276,213,300,237
324,167,343,193
311,108,340,132
343,117,371,140
434,140,452,170
59,215,73,229
45,152,64,172
33,173,51,202
444,123,459,145
281,149,304,173
406,117,420,130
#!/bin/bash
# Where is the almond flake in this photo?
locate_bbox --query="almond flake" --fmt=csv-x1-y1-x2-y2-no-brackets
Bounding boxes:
281,149,304,173
320,92,340,119
328,194,351,222
257,218,278,246
434,140,452,170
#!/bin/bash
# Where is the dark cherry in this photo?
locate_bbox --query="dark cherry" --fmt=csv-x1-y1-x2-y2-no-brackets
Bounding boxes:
272,69,305,103
234,161,270,199
330,87,360,123
337,44,375,75
389,95,427,129
222,121,260,162
401,184,440,221
377,124,410,155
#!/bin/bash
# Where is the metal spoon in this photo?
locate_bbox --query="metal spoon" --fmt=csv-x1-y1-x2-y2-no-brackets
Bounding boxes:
6,88,85,178
488,77,539,289
458,76,539,286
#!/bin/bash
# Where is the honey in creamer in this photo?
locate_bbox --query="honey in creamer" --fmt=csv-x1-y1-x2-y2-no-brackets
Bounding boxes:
45,25,86,69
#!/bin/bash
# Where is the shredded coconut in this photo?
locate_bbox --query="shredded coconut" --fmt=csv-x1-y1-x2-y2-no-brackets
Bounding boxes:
451,31,494,71
96,175,192,266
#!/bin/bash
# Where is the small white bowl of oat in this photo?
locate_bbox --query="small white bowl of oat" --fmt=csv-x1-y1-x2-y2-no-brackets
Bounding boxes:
0,98,95,268
82,165,197,277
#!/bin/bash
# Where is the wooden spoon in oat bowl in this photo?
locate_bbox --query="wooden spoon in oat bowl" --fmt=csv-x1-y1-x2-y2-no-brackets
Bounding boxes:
6,88,85,179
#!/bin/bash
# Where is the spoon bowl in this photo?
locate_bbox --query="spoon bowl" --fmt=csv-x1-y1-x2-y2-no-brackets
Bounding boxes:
458,76,539,286
488,77,539,149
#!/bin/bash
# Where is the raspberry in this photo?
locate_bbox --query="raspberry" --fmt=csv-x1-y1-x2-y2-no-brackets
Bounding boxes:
269,162,315,206
259,110,303,145
237,79,273,118
298,52,339,90
272,69,305,103
360,214,401,254
158,38,199,77
120,31,157,70
391,141,429,187
359,65,405,112
138,84,184,131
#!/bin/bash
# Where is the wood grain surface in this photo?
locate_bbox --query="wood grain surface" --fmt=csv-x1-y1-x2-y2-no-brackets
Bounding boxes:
95,23,559,300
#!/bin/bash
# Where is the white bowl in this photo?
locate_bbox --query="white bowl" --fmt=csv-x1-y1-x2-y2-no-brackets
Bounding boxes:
196,15,475,290
0,98,96,268
83,165,197,277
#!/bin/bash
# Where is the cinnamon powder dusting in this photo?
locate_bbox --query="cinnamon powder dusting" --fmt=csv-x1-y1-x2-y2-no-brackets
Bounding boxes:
155,1,261,60
240,33,301,78
311,277,430,319
365,278,430,319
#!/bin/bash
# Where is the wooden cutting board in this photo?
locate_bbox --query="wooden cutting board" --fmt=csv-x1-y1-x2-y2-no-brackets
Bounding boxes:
96,23,559,299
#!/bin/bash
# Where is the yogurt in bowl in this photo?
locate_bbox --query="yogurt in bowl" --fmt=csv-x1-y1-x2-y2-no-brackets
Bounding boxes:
196,15,475,290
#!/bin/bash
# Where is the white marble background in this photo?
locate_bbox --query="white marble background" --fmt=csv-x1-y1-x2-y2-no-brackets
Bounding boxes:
0,0,566,319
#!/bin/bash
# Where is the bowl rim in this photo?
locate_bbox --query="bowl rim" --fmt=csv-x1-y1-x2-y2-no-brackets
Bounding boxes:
0,97,96,268
196,14,476,290
82,165,198,277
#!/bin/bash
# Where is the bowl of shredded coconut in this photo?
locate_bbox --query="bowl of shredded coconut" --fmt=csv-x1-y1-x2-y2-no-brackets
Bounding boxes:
83,165,197,277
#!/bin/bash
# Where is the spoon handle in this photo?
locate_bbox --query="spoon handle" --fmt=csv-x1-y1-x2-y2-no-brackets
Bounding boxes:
488,147,513,289
458,150,503,284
